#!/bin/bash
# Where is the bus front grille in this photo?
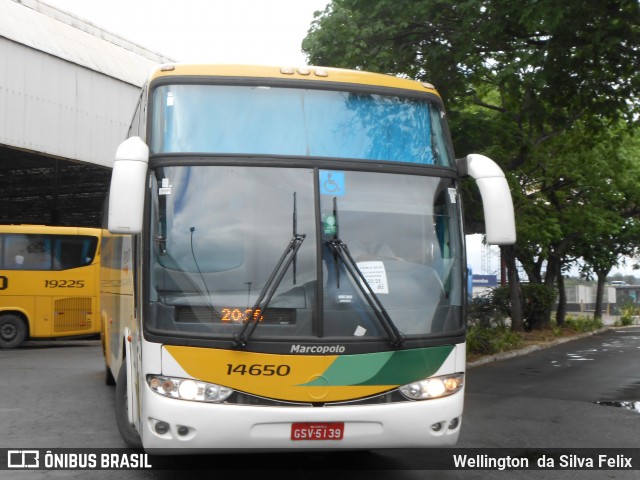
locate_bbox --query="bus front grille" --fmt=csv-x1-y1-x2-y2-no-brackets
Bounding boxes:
53,297,93,332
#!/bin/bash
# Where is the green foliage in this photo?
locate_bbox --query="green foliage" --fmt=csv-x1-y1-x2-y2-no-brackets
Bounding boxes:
490,284,558,329
466,286,604,358
467,313,603,358
522,284,558,329
302,0,640,287
562,315,603,332
617,303,637,326
466,290,509,328
303,0,640,121
467,324,523,356
467,290,521,354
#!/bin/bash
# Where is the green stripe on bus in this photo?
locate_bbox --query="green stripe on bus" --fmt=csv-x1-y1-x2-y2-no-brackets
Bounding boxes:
300,345,455,387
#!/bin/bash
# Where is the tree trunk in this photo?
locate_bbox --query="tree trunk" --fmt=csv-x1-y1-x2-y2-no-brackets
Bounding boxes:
535,254,559,330
503,245,525,332
556,272,566,326
593,268,610,320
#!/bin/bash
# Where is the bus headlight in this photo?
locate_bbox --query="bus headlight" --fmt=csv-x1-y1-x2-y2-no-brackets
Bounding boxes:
399,373,464,400
147,375,233,403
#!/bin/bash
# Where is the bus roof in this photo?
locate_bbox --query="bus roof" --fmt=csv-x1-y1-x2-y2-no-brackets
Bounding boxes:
147,64,441,98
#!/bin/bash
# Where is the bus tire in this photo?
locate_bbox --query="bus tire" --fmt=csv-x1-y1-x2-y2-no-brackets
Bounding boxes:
115,362,143,450
0,314,27,349
105,365,116,386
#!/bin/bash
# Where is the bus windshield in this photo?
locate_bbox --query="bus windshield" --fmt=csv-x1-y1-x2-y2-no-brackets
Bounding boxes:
150,85,453,166
148,166,463,342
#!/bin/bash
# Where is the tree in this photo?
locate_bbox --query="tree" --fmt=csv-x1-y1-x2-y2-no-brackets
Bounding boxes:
507,120,640,326
303,0,640,122
571,128,640,319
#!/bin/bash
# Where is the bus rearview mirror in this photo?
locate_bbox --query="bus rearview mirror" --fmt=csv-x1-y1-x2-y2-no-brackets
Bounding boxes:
108,137,149,234
459,154,516,245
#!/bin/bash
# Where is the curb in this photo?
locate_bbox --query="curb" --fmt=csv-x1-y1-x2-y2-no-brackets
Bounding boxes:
467,326,617,369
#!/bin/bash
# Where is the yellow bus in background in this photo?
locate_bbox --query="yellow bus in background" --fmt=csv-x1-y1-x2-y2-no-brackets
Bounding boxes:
0,224,102,348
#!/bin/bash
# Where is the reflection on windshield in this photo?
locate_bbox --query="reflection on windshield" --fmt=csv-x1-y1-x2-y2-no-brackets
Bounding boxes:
147,167,463,343
151,85,452,166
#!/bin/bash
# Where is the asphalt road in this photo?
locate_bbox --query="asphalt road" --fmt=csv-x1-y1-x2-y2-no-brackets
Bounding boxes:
1,326,639,479
460,325,640,448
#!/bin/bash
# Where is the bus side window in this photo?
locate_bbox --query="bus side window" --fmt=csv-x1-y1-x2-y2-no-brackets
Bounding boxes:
4,235,26,269
54,237,97,270
4,234,51,270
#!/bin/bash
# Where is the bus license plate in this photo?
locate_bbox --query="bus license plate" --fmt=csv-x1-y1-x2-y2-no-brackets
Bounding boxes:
291,422,344,441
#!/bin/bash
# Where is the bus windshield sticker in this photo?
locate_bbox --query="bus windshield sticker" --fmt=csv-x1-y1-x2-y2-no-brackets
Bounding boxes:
354,325,367,336
336,293,353,303
159,178,172,195
356,261,389,294
320,170,345,196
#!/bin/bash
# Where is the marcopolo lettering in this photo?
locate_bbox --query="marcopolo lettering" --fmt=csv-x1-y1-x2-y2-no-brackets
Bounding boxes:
290,344,346,354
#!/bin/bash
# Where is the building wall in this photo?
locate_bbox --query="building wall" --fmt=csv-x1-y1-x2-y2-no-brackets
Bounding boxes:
0,0,175,168
0,37,141,167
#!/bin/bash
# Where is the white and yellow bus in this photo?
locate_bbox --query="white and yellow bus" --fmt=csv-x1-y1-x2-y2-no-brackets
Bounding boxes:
102,64,516,451
0,224,101,348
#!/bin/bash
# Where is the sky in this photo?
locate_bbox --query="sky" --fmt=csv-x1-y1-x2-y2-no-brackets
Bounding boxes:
43,0,330,65
38,0,636,279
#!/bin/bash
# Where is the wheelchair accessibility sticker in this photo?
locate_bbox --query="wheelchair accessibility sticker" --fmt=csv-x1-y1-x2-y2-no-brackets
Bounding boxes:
320,170,345,196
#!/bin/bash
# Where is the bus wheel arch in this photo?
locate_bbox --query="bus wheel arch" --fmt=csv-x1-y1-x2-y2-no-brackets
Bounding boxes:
115,360,143,449
0,313,28,349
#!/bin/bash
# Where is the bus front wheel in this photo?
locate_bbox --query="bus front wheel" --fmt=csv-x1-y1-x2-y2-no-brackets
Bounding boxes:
0,314,27,349
115,363,143,450
105,365,116,386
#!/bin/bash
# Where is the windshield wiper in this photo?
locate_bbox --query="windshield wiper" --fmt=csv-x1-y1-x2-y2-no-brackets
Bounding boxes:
326,238,404,348
233,193,305,348
326,197,404,348
232,233,305,348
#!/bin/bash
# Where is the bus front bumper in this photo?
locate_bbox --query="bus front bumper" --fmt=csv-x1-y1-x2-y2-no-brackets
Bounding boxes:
138,385,464,452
